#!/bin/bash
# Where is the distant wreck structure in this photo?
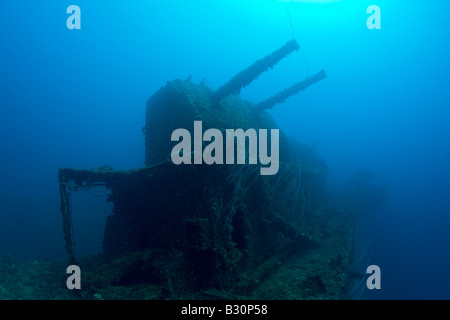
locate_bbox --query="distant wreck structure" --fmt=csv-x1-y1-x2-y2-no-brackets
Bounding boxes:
58,40,356,299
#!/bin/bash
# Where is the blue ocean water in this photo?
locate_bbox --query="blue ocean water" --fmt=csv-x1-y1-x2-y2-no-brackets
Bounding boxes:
0,0,449,299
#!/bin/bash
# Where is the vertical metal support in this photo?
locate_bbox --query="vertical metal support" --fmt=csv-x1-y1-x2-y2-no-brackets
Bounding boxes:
59,181,76,264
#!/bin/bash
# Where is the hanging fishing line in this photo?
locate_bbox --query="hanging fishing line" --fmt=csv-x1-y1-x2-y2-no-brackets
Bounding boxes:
286,0,309,77
84,186,111,198
257,7,286,42
287,0,295,40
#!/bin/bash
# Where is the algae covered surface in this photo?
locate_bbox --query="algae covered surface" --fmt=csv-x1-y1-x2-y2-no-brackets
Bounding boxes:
1,195,359,300
0,256,73,300
0,200,358,300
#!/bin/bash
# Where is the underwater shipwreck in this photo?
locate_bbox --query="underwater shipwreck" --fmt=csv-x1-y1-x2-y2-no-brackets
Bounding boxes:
58,40,358,299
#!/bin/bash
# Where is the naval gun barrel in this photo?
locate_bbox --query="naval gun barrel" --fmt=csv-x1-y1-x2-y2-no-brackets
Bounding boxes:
253,69,327,112
212,39,300,103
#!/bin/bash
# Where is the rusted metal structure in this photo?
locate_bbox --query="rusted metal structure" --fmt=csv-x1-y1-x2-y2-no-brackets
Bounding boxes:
56,41,354,299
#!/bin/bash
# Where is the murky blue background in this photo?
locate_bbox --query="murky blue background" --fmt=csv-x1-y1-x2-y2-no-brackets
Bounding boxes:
1,0,449,299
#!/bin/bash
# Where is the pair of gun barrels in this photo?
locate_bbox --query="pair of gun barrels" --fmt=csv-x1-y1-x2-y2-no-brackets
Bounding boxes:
212,39,327,112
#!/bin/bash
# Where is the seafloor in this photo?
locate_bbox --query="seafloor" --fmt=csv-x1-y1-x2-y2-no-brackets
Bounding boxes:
0,200,359,300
